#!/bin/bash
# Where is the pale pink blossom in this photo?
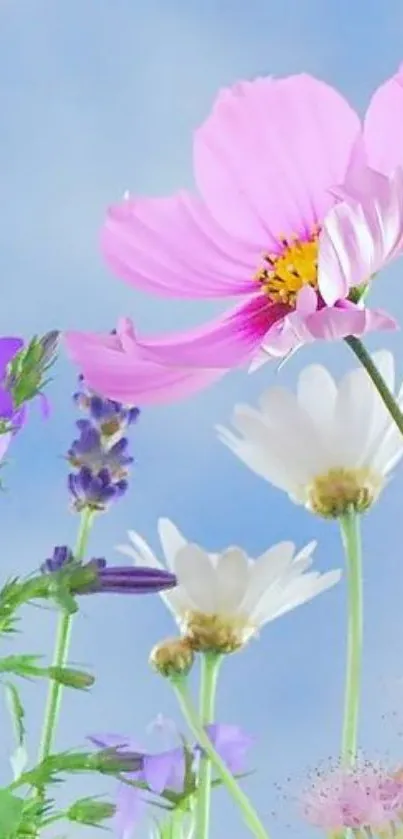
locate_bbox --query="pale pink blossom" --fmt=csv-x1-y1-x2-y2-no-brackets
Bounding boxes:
302,764,403,833
65,69,403,403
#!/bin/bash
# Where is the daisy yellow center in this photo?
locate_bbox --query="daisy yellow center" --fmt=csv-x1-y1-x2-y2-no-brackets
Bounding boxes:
306,468,383,519
255,228,320,306
182,610,256,654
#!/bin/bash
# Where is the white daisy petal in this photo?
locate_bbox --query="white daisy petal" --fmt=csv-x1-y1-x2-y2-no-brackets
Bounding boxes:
297,365,337,432
242,542,295,618
158,518,188,570
213,547,250,613
117,519,340,648
218,350,403,514
174,545,218,613
126,530,162,568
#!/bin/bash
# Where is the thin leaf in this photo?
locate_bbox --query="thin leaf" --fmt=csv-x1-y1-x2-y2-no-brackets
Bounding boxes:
4,682,26,746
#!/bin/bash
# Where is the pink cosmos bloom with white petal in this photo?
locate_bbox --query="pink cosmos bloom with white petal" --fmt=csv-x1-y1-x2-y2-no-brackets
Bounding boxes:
302,764,403,833
65,69,403,404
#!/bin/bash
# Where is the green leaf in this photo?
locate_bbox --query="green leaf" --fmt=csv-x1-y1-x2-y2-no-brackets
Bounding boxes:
0,654,44,678
4,682,25,746
0,789,24,835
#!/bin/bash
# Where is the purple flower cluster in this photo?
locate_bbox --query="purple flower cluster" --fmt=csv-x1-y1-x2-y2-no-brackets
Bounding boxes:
67,376,139,512
41,545,176,596
90,723,253,836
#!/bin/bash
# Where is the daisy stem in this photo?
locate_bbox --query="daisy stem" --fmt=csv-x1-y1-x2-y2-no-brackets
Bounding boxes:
171,674,271,839
339,507,363,766
37,508,95,766
195,652,222,839
345,336,403,436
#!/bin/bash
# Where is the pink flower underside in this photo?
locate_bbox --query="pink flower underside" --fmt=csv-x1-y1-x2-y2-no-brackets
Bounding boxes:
64,293,397,406
63,298,286,404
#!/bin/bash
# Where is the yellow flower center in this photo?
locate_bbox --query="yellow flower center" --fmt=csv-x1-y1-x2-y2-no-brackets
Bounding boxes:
255,228,320,306
182,610,256,654
306,468,383,519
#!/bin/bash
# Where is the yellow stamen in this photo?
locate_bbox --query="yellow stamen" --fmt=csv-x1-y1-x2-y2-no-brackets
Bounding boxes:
183,611,256,654
256,228,320,306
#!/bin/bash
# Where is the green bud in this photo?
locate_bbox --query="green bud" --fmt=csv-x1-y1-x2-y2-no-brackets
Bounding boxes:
48,666,95,690
67,796,116,826
7,331,59,409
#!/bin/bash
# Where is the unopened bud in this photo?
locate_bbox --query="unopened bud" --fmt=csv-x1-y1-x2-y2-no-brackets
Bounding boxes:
150,637,195,678
48,666,95,690
67,796,115,826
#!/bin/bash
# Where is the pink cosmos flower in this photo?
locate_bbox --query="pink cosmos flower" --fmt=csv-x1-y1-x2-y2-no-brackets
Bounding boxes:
65,69,403,404
301,764,403,833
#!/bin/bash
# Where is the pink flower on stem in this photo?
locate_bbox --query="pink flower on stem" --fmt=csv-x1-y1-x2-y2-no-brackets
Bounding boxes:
301,764,403,835
65,69,403,404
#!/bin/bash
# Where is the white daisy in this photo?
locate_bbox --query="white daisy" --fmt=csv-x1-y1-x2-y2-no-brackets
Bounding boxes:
217,350,403,518
117,519,340,653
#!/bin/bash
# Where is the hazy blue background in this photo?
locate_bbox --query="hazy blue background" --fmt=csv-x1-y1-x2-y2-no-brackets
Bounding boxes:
1,1,403,837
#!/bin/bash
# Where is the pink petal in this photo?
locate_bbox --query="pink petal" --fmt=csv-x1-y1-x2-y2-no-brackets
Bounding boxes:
365,65,403,174
332,136,392,204
318,170,403,305
194,74,360,247
304,303,397,341
64,329,227,405
133,296,287,368
101,191,258,299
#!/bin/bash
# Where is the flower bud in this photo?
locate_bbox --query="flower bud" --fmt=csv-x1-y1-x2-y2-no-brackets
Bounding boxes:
67,796,115,826
150,637,195,678
48,666,95,690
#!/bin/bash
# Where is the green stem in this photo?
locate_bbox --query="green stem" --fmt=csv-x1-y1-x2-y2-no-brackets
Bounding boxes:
195,653,222,839
345,336,403,436
37,508,94,764
339,507,363,765
171,676,270,839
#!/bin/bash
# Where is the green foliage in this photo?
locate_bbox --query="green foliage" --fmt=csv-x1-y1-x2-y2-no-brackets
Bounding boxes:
5,682,26,747
0,789,24,836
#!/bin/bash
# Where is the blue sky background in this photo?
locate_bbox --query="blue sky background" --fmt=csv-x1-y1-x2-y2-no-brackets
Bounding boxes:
1,1,403,837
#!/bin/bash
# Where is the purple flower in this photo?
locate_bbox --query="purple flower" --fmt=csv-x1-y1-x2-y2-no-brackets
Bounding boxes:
0,337,24,423
40,544,176,596
67,376,139,512
90,723,254,836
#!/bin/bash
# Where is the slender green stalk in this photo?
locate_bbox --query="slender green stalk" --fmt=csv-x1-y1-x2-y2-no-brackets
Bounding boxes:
345,336,403,436
171,675,270,839
37,508,94,764
339,507,363,765
195,653,222,839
